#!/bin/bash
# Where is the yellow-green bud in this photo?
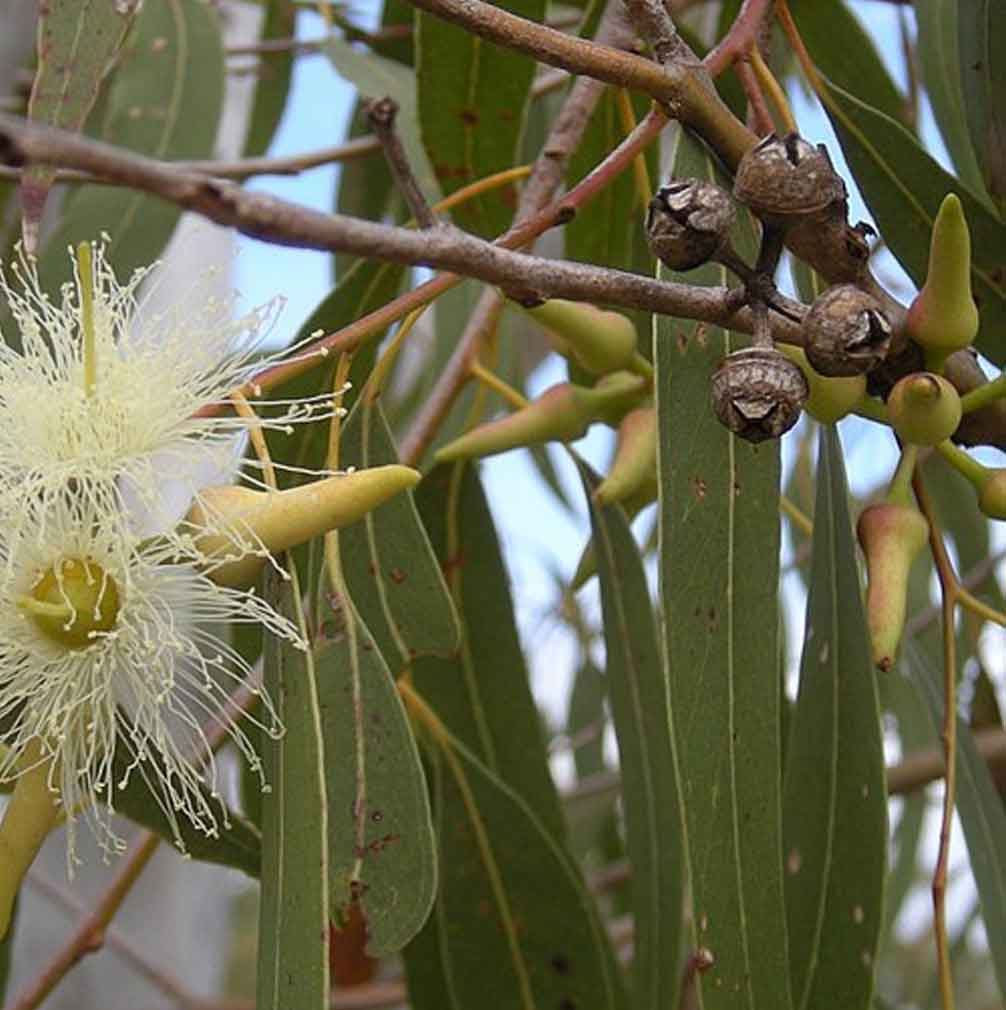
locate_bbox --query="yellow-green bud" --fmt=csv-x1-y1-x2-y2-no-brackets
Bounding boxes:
588,371,650,426
887,372,962,445
905,194,979,366
434,383,597,464
0,742,62,939
779,345,866,423
857,502,930,671
978,469,1006,520
522,299,638,376
595,406,657,506
187,467,421,588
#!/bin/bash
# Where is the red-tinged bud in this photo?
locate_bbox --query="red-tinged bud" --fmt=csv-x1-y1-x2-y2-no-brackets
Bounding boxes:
905,194,979,366
857,502,930,671
779,345,866,423
187,467,421,588
887,372,962,445
522,299,638,376
434,383,597,464
978,469,1006,520
595,406,657,506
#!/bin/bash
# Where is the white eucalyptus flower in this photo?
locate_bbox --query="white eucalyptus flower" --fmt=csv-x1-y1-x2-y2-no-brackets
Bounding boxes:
0,239,336,540
0,494,299,870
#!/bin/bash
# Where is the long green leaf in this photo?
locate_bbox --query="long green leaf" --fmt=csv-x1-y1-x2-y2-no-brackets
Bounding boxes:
22,0,138,246
315,595,438,954
338,399,462,671
781,427,887,1010
657,125,792,1010
242,0,296,157
907,643,1006,999
38,0,224,291
915,0,990,200
412,724,624,1010
258,562,330,1010
581,461,684,1009
957,0,1006,206
822,80,1006,364
415,0,543,236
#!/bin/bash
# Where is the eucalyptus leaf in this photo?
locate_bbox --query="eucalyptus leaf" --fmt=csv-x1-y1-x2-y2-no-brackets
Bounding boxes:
242,0,297,158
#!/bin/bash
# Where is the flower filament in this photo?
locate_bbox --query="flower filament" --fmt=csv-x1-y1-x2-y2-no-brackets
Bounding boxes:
76,241,97,398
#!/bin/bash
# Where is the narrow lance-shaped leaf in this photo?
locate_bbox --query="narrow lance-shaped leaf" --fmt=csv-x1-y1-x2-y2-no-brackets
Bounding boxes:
314,588,438,955
37,0,224,293
242,0,296,158
22,0,139,251
258,562,330,1010
906,642,1006,999
409,710,625,1010
782,427,887,1010
656,124,793,1010
580,459,684,1009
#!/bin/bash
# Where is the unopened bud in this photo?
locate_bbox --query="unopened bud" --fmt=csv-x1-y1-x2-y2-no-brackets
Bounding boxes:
779,345,866,423
857,502,930,671
187,467,421,588
646,179,735,271
522,299,638,376
978,469,1006,520
595,406,657,506
0,742,62,940
733,133,845,229
711,347,808,442
803,285,891,377
887,372,962,445
905,194,979,366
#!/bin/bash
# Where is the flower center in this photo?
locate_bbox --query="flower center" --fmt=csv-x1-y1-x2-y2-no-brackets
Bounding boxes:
22,558,121,650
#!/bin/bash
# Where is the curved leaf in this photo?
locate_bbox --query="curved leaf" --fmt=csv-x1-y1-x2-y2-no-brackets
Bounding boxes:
580,461,684,1009
781,427,887,1010
242,0,296,158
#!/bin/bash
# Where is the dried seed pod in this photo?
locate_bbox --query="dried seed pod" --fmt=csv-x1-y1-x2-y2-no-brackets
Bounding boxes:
803,284,892,377
711,347,808,442
733,133,846,228
646,178,736,271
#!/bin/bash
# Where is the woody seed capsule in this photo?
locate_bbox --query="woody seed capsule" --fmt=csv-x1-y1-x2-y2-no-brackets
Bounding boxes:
803,284,892,377
646,179,736,271
711,346,808,442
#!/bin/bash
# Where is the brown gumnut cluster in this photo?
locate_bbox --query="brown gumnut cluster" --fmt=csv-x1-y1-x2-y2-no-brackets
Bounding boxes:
646,131,895,443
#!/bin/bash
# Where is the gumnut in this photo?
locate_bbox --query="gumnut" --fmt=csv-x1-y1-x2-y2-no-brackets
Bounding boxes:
0,741,62,939
779,345,866,423
905,193,979,366
733,133,846,229
977,469,1006,520
595,406,657,507
711,346,808,442
857,501,930,671
186,466,421,588
645,178,736,271
803,284,892,377
521,298,638,376
887,372,962,445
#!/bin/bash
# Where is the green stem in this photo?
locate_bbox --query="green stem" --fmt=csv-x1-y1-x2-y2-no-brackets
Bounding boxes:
886,444,919,507
853,394,889,424
960,374,1006,414
934,439,989,491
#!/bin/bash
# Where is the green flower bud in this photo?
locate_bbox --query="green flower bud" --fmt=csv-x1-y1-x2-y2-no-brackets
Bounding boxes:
595,406,657,506
779,345,866,423
522,299,638,376
978,469,1006,520
857,502,930,671
434,383,597,464
887,372,962,445
187,467,421,588
905,194,979,366
0,742,62,939
588,370,650,426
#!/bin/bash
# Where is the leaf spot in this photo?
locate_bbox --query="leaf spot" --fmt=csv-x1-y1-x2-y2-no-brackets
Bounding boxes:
786,848,801,875
852,905,864,924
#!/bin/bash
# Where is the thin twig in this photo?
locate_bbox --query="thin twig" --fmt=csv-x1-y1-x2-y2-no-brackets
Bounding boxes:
366,97,437,229
734,60,776,136
703,0,774,76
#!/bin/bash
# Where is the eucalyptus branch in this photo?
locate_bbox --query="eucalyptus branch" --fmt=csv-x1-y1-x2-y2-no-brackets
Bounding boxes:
703,0,774,75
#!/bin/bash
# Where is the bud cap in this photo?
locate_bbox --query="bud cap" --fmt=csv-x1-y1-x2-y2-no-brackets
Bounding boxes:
887,371,962,446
